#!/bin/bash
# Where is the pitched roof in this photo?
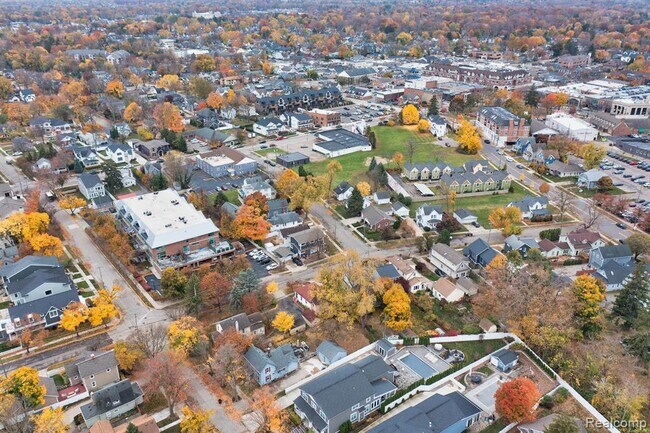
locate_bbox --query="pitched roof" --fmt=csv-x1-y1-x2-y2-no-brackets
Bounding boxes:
316,341,347,361
431,277,462,299
78,173,103,189
334,181,352,195
492,348,518,365
0,255,59,280
4,267,70,295
80,380,143,421
289,227,324,244
376,263,401,280
8,289,79,322
594,244,632,259
430,243,467,266
76,351,119,378
362,205,394,226
453,208,476,219
245,344,298,374
293,282,315,303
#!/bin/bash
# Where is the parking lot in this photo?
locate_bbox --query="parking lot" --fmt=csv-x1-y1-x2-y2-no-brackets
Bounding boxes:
603,151,650,199
189,169,267,196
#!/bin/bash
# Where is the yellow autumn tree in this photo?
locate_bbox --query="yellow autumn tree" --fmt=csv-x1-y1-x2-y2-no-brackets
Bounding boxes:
60,301,89,336
401,104,420,125
59,196,87,215
0,211,50,242
32,407,68,433
572,275,606,338
153,102,184,132
124,102,144,124
168,316,207,356
266,281,279,295
1,366,45,409
180,406,218,433
456,116,482,154
417,118,431,133
156,74,182,91
488,206,522,236
29,233,63,257
88,286,122,327
272,311,295,333
113,341,143,373
392,152,404,170
105,80,125,98
382,283,412,332
137,126,154,140
261,60,274,75
356,181,371,196
205,92,224,109
276,169,300,197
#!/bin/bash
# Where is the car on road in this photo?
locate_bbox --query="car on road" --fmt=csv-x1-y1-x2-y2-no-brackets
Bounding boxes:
505,156,514,162
613,182,625,187
266,263,279,271
292,256,303,266
516,164,525,169
260,145,268,149
616,222,628,229
221,185,229,190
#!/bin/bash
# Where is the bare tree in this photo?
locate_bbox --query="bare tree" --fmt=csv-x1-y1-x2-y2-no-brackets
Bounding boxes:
131,324,168,358
163,152,193,189
555,189,573,224
583,198,601,229
406,139,415,164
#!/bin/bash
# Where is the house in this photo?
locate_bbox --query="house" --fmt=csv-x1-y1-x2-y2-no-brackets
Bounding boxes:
376,263,401,281
415,205,444,230
476,106,530,146
195,148,258,178
490,348,519,371
184,128,238,147
338,67,376,82
389,202,410,219
106,50,131,65
316,341,347,366
403,162,454,181
518,414,586,433
255,88,342,115
78,173,106,200
267,198,289,218
362,205,395,230
65,350,120,392
546,160,583,178
439,170,511,195
373,191,391,205
293,355,397,433
375,339,397,359
289,227,326,261
333,181,353,201
0,255,61,288
6,290,80,339
239,177,276,201
577,169,607,190
430,278,465,303
428,115,447,137
293,282,317,311
268,212,303,233
429,243,471,279
214,312,265,336
388,256,419,281
33,158,52,171
479,318,497,333
456,277,478,296
313,129,371,158
507,195,549,220
29,117,73,137
463,238,500,268
19,89,36,102
589,244,633,270
559,230,604,256
537,239,569,258
105,143,134,164
253,117,284,136
1,256,73,305
453,209,478,225
513,137,536,155
119,168,136,188
72,146,101,167
289,113,314,130
80,379,144,427
244,344,299,385
276,152,310,168
134,139,171,159
503,235,540,258
366,391,482,433
40,376,60,407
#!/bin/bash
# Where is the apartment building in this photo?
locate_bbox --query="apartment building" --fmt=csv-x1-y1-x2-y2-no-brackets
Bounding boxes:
476,106,530,146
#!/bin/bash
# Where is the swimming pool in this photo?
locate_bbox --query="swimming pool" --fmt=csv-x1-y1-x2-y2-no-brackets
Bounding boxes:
400,353,438,379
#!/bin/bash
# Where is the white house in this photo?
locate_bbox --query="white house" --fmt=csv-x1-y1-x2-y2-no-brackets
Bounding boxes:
78,173,106,200
373,191,391,205
333,181,353,201
105,143,134,164
429,243,471,279
453,209,478,225
33,158,52,171
507,195,550,219
253,117,284,136
289,113,314,131
390,202,410,218
119,168,136,188
428,115,447,137
415,204,444,230
577,169,607,190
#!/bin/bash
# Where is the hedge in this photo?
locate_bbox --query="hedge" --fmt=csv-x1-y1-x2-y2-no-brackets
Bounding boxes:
562,257,586,266
531,214,553,222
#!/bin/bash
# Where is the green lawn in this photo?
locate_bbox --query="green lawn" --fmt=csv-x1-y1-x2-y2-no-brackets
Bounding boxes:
444,340,507,364
479,419,508,433
210,188,240,204
408,181,533,226
255,147,287,158
566,185,627,198
301,125,480,186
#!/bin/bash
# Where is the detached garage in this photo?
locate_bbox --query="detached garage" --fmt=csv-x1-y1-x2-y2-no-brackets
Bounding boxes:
277,152,310,168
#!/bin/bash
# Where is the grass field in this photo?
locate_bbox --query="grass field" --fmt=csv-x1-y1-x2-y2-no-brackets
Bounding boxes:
408,181,532,226
565,185,627,198
255,147,287,158
300,125,479,186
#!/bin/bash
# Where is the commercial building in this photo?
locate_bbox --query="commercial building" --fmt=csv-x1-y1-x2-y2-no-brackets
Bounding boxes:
425,62,531,89
115,189,229,272
256,88,343,115
610,97,650,118
313,129,372,158
307,108,341,127
194,148,257,178
276,152,310,168
545,113,598,142
476,106,529,146
612,137,650,159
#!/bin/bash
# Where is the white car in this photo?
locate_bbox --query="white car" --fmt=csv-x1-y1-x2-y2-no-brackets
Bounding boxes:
505,156,515,162
248,249,261,258
266,263,279,271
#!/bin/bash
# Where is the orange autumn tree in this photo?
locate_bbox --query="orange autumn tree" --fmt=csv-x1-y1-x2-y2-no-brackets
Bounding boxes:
105,80,125,98
233,204,270,241
495,377,540,423
124,102,143,124
153,102,184,132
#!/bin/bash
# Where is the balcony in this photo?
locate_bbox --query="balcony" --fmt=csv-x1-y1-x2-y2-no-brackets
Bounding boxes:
156,241,234,269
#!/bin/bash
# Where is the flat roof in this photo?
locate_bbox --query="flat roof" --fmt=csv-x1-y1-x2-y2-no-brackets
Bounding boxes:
277,152,309,163
198,154,234,167
414,183,434,196
115,189,218,249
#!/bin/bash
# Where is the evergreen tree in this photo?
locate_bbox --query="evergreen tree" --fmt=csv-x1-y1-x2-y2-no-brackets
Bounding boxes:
110,127,119,140
184,274,203,316
174,133,187,152
428,98,439,116
368,130,377,149
125,423,140,433
612,264,649,329
103,162,123,193
544,415,579,433
347,187,364,216
229,269,260,310
525,86,540,108
73,159,84,173
368,156,377,172
151,172,168,191
213,191,229,208
437,229,451,245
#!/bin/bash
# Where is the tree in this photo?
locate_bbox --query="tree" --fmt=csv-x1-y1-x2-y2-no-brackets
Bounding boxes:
1,366,45,409
525,86,540,107
326,160,342,194
157,74,182,91
356,181,371,196
145,351,188,418
266,281,279,295
191,54,217,72
572,275,606,338
180,407,218,433
272,311,295,333
29,233,63,257
0,76,14,100
401,104,420,125
347,187,364,216
200,271,232,311
103,162,123,193
382,283,412,332
291,175,328,215
230,269,260,310
60,301,88,336
161,267,188,298
625,232,650,259
137,126,154,141
428,98,439,116
580,143,606,170
539,182,550,194
114,341,143,372
126,424,140,433
163,152,193,188
105,80,125,98
488,206,522,236
131,324,168,358
206,92,224,109
392,152,404,171
88,286,121,327
124,102,143,124
417,119,431,133
153,102,184,133
19,327,43,354
596,176,613,192
495,377,540,423
31,407,67,433
249,387,288,433
456,116,482,154
276,169,300,197
556,189,573,223
612,264,649,329
188,77,213,100
233,203,270,240
167,316,207,356
544,414,579,433
58,195,86,215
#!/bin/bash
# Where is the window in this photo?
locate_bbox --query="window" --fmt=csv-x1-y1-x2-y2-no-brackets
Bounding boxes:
350,412,358,422
106,368,111,372
49,310,59,318
45,290,52,296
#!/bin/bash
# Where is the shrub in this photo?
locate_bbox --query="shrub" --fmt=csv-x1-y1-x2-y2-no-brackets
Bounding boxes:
339,421,352,433
539,395,555,409
531,214,553,222
539,228,561,242
554,387,570,403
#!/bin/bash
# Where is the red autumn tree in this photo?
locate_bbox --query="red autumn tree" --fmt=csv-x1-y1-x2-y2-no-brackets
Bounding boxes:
495,377,541,423
233,204,270,241
153,102,184,132
199,270,231,311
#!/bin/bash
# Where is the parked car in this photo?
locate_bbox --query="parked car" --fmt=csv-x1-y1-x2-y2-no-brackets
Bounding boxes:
471,221,481,228
292,256,304,266
623,174,633,178
616,222,628,229
266,263,279,271
505,156,514,162
516,164,525,169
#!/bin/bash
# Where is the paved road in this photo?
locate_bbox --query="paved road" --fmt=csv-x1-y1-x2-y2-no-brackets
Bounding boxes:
310,203,371,253
1,333,112,372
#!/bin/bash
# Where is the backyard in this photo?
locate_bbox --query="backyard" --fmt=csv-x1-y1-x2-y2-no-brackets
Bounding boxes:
300,125,480,186
408,181,534,226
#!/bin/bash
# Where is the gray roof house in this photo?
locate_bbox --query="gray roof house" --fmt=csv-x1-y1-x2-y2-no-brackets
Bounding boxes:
7,289,80,338
362,205,395,230
376,263,401,280
416,205,444,230
507,195,549,219
244,344,299,385
80,379,144,427
502,235,541,258
453,209,478,225
366,391,482,433
589,244,633,270
333,181,353,201
294,355,397,433
0,255,60,283
65,350,120,392
215,312,265,336
428,243,471,279
577,169,607,190
490,349,519,372
463,238,500,268
78,173,106,201
316,340,348,366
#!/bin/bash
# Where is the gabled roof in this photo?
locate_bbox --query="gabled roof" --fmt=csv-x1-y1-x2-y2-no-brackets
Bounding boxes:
8,289,79,321
430,243,467,266
453,208,476,220
376,263,401,280
316,340,347,361
245,344,298,374
4,267,70,295
362,205,394,226
492,348,518,365
595,260,635,286
334,181,353,195
75,351,118,378
418,204,444,216
80,380,143,420
431,277,462,299
0,255,59,280
78,173,103,189
594,244,632,260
